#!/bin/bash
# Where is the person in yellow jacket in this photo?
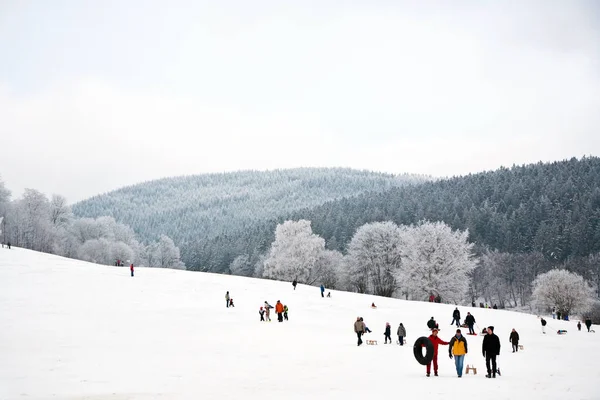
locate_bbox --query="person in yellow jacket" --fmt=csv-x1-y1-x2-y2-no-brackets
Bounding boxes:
448,329,468,377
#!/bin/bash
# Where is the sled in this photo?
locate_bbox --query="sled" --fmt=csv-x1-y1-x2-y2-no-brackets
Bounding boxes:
466,333,477,336
366,340,378,345
465,364,477,375
519,345,524,350
557,330,567,335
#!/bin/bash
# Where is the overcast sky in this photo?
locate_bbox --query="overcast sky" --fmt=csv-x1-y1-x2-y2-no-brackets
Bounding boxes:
1,1,599,203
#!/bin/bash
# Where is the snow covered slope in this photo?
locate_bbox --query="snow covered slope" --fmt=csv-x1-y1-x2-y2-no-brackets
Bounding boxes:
1,247,599,400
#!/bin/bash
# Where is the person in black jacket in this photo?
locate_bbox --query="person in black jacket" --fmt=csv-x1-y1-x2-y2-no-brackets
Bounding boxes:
427,317,439,331
384,322,392,344
585,317,592,332
465,312,476,335
451,308,461,327
540,317,547,334
482,326,501,378
509,328,519,352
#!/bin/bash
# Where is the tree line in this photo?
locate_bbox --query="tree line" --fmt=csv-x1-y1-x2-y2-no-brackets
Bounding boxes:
0,182,184,269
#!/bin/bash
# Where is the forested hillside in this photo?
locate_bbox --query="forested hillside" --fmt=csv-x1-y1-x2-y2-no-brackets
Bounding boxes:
187,157,600,278
72,168,426,250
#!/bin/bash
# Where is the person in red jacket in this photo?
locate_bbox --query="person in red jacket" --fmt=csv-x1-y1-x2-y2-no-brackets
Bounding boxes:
130,263,134,277
275,300,284,322
426,328,449,377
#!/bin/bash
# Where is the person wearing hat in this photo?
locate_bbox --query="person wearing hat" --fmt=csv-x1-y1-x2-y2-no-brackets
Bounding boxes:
482,326,501,378
449,329,468,377
259,307,265,321
426,328,449,377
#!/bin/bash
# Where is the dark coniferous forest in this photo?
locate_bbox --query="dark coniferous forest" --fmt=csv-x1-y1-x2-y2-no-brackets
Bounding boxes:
184,157,600,292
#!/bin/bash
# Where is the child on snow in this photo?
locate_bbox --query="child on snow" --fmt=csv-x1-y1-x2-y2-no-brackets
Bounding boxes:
283,305,289,321
259,307,265,321
229,298,235,307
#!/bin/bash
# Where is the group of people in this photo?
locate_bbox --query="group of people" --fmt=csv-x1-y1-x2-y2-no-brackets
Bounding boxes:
577,317,594,332
424,326,502,378
541,315,593,333
1,241,11,249
353,317,407,346
428,294,442,303
259,300,288,322
225,291,234,308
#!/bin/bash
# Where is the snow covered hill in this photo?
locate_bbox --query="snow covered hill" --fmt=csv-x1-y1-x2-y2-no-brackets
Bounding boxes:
1,248,599,400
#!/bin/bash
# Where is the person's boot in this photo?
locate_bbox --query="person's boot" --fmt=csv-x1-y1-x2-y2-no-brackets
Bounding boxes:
426,373,430,377
485,374,491,378
492,373,496,378
434,372,438,377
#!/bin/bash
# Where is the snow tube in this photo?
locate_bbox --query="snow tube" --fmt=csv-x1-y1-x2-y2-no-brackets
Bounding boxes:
413,336,434,365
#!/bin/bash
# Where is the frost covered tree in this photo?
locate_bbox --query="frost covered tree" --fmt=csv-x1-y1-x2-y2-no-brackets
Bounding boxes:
400,221,477,304
347,221,403,296
531,269,596,316
230,254,256,277
152,235,185,269
312,249,344,289
263,220,325,283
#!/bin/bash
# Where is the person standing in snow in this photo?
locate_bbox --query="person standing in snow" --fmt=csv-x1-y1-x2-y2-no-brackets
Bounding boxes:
354,317,366,346
540,317,547,334
429,294,435,303
264,301,272,322
427,317,439,331
7,242,10,249
283,305,289,321
259,307,265,322
552,307,556,319
451,308,461,327
292,280,297,290
229,298,235,307
509,328,519,352
465,312,476,335
585,317,592,332
482,326,501,378
275,300,284,322
225,291,230,308
384,322,392,344
449,329,468,377
577,321,582,331
320,284,325,298
397,323,406,346
130,263,134,277
425,328,449,377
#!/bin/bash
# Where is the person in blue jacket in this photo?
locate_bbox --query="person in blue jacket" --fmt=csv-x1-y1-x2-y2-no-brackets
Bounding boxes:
320,284,325,298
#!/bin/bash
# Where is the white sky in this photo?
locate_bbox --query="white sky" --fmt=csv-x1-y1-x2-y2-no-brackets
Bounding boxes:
1,0,599,203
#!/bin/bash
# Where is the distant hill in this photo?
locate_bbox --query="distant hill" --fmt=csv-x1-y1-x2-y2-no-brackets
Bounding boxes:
188,157,600,274
72,168,427,261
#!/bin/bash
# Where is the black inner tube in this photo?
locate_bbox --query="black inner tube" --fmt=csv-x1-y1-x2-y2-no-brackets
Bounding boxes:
413,336,434,365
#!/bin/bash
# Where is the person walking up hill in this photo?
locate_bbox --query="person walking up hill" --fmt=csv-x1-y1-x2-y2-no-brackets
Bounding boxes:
384,323,392,344
451,308,461,327
465,312,476,335
354,317,366,346
509,329,519,352
397,323,406,346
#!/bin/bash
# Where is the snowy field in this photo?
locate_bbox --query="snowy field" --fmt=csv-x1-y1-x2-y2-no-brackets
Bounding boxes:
1,248,599,400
